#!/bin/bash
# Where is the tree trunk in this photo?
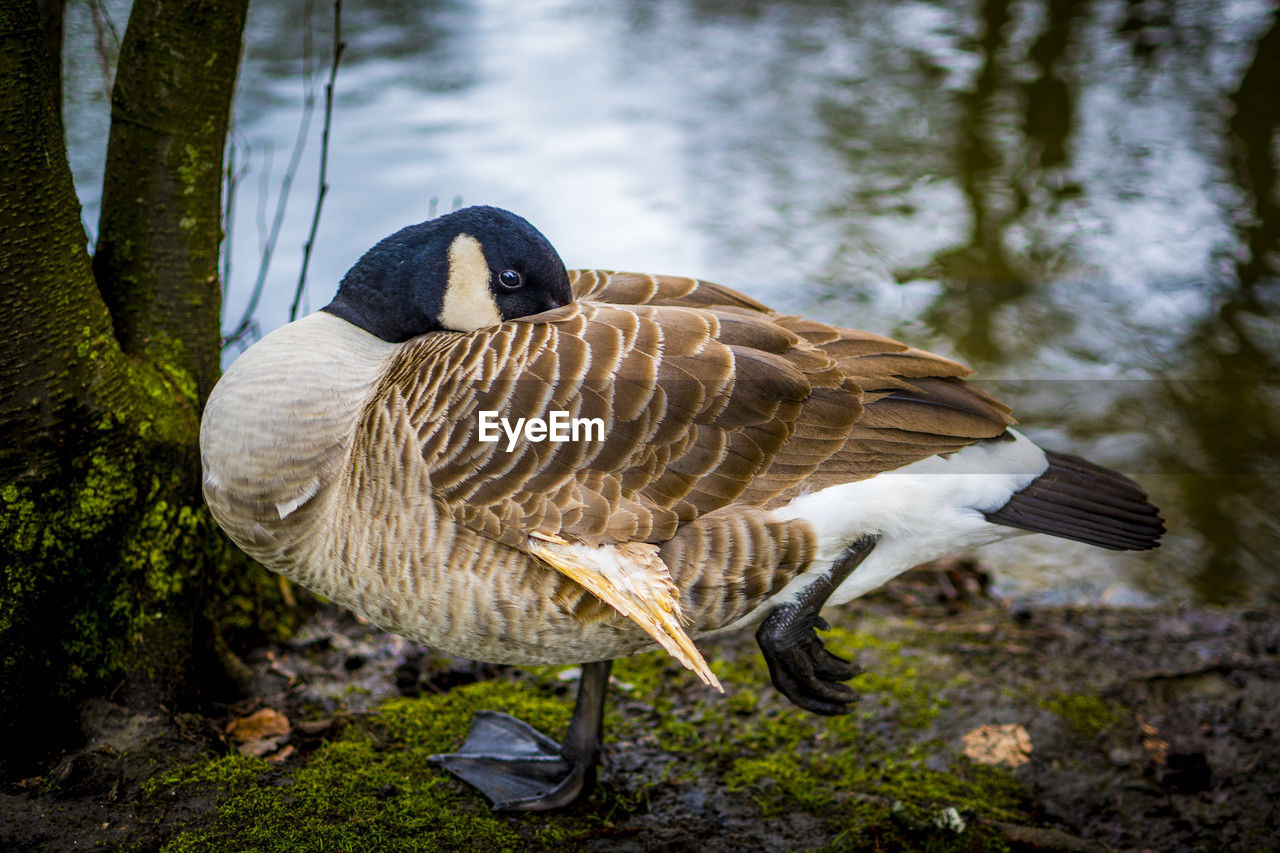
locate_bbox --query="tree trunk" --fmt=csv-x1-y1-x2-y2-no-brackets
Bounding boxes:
94,0,248,403
0,0,295,771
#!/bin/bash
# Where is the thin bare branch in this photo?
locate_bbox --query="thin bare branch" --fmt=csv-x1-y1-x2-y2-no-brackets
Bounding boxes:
291,0,345,322
256,140,274,255
88,0,118,100
222,133,251,302
223,0,319,347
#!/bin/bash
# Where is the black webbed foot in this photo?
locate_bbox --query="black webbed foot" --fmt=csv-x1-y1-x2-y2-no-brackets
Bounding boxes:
755,536,878,715
756,611,863,715
430,659,612,811
428,711,594,810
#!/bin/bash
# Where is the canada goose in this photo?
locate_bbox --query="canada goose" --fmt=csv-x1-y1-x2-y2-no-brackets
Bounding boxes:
200,205,1164,810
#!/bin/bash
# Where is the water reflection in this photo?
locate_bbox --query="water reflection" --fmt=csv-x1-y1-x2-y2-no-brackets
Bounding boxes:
59,0,1280,602
1160,11,1280,601
923,0,1037,364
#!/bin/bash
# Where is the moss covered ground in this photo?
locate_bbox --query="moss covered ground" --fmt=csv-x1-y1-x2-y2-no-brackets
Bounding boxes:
141,621,1031,853
3,575,1278,852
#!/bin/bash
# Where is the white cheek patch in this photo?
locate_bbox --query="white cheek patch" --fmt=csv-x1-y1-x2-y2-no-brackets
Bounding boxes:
440,233,503,331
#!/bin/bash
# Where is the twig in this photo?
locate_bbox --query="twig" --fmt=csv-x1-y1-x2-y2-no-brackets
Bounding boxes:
88,0,119,100
980,819,1115,853
223,0,319,347
223,138,236,294
1124,657,1280,684
222,319,260,354
256,141,274,257
290,0,345,322
221,134,251,302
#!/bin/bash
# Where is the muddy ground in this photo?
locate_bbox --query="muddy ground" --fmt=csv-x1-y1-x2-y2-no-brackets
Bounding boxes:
2,563,1278,852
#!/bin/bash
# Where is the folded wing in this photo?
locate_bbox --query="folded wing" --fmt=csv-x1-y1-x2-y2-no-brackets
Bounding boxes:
368,271,1015,552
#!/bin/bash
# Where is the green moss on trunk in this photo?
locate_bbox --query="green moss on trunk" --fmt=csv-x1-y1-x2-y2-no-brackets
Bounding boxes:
0,375,302,768
0,0,286,771
94,0,250,402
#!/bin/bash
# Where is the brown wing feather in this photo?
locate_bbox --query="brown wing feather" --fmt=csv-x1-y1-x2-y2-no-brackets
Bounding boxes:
375,271,1014,554
374,298,863,548
570,270,772,312
575,272,1014,481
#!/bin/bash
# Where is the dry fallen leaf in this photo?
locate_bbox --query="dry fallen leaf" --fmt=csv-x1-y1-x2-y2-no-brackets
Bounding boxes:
962,723,1033,767
226,708,291,743
237,736,286,758
1138,717,1168,766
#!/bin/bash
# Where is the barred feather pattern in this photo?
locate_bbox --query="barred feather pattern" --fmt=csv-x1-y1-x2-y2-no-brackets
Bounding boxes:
202,271,1014,665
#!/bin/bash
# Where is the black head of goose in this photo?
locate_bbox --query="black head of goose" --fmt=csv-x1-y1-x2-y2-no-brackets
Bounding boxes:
200,205,1164,811
325,205,574,339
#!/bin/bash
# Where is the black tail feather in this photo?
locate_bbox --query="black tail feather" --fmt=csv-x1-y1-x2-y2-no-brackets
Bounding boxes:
983,451,1164,551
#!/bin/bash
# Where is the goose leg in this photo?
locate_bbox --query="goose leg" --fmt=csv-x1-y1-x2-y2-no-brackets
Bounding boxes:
430,659,612,810
756,535,878,715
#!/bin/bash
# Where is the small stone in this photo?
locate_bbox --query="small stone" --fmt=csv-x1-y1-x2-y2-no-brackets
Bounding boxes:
933,806,966,834
680,788,707,813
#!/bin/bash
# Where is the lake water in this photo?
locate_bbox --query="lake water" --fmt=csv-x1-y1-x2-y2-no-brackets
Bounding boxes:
63,0,1280,605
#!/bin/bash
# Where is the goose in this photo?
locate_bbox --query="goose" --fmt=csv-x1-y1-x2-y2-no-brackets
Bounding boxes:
200,205,1164,811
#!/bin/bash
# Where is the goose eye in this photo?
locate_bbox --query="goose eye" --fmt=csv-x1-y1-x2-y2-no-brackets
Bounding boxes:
498,269,523,290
